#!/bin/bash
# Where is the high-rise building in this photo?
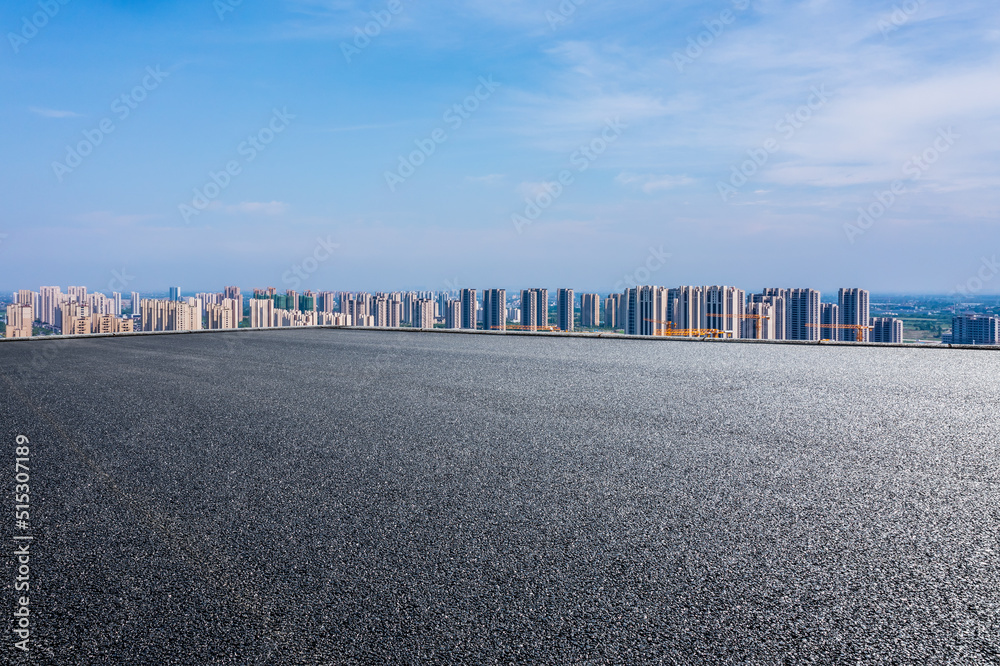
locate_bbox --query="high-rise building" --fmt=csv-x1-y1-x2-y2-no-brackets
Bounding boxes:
372,297,388,327
318,291,337,313
112,292,122,316
16,290,37,320
401,292,416,326
820,303,839,341
581,293,599,328
317,311,351,326
274,309,318,327
207,300,238,330
130,291,140,316
535,289,548,327
344,297,371,327
602,294,623,329
59,303,92,335
39,286,61,325
838,288,870,342
786,289,821,341
5,304,33,338
387,299,402,328
185,297,204,330
415,299,435,329
742,301,776,339
951,315,1000,345
140,299,200,332
704,286,745,338
88,292,112,316
460,289,477,330
223,286,243,326
444,300,461,329
670,286,705,332
557,289,574,331
519,289,548,330
91,314,134,334
752,291,787,340
483,289,506,331
520,289,539,331
300,291,316,313
250,297,275,328
169,286,181,302
68,286,87,303
625,286,669,336
870,317,903,343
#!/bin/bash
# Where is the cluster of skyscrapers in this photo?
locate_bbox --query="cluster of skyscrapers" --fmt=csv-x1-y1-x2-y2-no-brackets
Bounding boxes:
3,286,134,338
603,286,903,343
5,283,999,346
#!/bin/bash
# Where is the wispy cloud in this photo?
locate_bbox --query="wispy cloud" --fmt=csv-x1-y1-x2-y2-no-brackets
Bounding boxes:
29,107,81,119
225,201,288,215
467,174,505,184
616,172,695,193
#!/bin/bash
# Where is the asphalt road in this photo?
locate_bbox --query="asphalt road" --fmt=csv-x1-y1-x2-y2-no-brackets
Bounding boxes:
1,329,998,664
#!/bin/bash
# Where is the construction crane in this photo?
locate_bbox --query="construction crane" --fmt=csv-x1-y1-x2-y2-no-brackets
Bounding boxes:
706,312,771,339
805,322,873,342
643,319,730,338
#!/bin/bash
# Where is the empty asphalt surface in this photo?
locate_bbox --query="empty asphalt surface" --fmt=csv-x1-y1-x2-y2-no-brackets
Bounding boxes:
1,329,999,664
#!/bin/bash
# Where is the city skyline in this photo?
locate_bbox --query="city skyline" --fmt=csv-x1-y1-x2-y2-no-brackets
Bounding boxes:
2,1,999,293
8,280,998,345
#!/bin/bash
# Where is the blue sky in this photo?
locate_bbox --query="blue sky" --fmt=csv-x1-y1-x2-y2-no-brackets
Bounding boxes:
2,0,999,295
